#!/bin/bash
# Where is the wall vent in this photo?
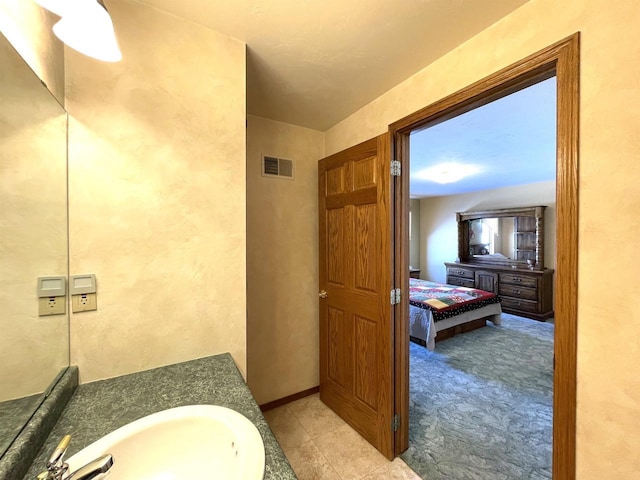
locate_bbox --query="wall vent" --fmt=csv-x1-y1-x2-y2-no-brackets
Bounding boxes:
262,155,294,180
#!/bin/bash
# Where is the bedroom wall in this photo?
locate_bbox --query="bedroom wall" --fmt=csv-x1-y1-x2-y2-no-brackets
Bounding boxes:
66,0,247,383
324,0,640,477
418,181,556,283
246,115,324,405
409,199,421,271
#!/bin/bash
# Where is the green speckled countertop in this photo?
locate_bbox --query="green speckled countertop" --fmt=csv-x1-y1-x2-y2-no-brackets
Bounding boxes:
23,354,296,479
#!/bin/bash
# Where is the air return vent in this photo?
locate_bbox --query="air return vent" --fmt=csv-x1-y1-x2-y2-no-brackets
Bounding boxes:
262,155,294,180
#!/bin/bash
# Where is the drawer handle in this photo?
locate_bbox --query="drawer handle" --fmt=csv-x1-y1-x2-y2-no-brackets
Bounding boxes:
514,289,521,294
512,277,521,282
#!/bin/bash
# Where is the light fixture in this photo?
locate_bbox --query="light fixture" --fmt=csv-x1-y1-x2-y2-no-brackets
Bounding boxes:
414,162,483,184
35,0,122,62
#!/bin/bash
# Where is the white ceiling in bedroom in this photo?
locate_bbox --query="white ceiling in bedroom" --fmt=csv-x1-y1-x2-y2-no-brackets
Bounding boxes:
409,77,557,198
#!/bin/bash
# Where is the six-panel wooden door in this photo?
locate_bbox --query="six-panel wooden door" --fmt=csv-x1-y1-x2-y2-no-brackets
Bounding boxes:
318,133,394,459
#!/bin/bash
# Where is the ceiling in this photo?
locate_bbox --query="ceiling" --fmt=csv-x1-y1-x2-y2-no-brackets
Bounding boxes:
409,77,556,198
135,0,529,131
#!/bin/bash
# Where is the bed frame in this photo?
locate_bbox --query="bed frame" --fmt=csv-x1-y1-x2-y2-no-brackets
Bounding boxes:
410,317,488,347
408,281,503,350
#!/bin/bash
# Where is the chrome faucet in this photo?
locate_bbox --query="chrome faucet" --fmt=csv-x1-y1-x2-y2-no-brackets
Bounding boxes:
37,435,114,480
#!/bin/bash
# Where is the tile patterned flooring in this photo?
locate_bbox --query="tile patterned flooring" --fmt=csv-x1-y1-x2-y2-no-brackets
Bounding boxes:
264,394,421,480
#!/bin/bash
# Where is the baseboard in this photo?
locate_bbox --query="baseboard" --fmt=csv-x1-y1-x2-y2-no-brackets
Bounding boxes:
259,386,320,412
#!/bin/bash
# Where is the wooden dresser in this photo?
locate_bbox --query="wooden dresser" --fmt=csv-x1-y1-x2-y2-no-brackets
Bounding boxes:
445,262,554,321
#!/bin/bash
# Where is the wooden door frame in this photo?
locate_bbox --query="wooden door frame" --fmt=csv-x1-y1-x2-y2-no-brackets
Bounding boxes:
390,34,579,479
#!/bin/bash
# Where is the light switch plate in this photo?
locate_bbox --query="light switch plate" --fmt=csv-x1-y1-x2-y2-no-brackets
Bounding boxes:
72,293,97,313
70,274,96,295
39,296,66,316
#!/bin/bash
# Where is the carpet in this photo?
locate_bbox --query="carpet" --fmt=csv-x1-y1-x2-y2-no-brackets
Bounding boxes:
400,313,554,480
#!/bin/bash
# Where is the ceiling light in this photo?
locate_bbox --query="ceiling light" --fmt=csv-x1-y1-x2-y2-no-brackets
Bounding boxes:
35,0,122,62
414,162,482,184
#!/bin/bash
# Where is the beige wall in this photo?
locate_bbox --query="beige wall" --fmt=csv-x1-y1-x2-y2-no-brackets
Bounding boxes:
325,0,640,477
246,115,324,404
66,0,247,383
0,32,67,401
2,0,247,386
0,0,64,104
409,199,421,270
418,181,556,283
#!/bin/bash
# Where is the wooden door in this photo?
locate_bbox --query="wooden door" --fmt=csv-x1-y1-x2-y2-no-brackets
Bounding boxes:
318,134,394,459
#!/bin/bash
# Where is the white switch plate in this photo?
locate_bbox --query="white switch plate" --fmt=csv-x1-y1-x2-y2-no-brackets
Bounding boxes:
39,296,66,316
72,293,97,313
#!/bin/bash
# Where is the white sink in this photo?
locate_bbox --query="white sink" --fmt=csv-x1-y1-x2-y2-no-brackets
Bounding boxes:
65,405,265,480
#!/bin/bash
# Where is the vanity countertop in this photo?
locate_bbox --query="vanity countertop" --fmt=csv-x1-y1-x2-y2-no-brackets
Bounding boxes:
23,353,296,479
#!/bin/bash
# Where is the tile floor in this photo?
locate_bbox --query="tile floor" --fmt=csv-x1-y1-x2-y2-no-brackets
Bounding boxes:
264,394,421,480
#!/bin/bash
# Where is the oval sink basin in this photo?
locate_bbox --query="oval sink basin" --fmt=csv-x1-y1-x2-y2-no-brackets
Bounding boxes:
65,405,265,480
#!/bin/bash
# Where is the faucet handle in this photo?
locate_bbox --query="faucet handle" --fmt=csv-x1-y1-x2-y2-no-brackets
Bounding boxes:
66,454,113,480
47,435,71,469
37,435,114,480
37,435,71,479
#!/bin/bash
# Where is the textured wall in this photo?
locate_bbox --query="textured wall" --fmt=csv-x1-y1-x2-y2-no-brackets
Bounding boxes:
66,0,247,383
419,181,556,283
0,33,67,401
325,0,640,477
0,0,64,104
246,115,324,404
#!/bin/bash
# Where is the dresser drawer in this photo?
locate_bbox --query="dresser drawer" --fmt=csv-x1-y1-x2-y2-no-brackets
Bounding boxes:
500,296,539,313
447,276,475,288
499,273,537,288
499,284,538,301
447,267,474,280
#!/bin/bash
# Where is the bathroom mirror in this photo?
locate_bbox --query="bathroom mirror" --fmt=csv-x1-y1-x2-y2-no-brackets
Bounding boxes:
0,31,69,458
456,206,546,269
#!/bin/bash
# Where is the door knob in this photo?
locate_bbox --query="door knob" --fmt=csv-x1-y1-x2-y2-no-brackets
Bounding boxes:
319,290,328,299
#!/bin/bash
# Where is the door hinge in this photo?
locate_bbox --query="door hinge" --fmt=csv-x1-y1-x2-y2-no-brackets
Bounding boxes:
390,288,401,305
391,160,401,176
392,413,400,432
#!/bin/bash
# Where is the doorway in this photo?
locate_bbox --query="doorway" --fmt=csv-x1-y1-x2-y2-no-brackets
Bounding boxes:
391,34,579,479
403,77,556,479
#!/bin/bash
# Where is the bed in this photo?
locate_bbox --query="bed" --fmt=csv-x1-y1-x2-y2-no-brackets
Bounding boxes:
409,278,502,350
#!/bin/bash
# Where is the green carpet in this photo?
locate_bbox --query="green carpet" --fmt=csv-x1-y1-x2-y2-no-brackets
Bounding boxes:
401,313,553,479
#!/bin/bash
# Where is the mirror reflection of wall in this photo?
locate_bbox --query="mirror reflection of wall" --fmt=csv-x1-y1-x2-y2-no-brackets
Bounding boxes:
469,217,517,259
469,218,498,255
409,199,421,269
499,217,515,257
0,31,68,457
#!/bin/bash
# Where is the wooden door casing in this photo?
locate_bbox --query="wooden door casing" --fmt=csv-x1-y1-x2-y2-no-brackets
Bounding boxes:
318,134,394,459
390,34,579,476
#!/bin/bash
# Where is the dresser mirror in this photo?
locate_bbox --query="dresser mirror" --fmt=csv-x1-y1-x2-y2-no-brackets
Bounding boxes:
456,206,546,269
0,31,69,458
